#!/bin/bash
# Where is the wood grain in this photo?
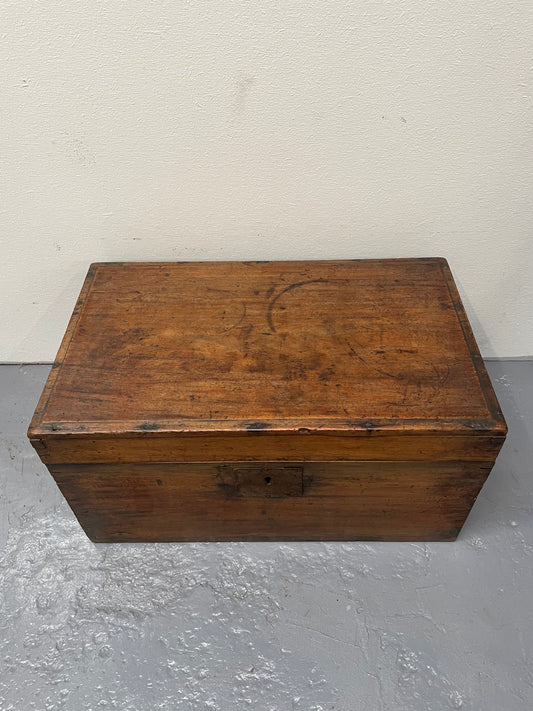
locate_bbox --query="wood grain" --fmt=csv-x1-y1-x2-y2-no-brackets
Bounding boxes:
29,259,506,455
51,460,493,542
28,258,507,541
34,432,504,464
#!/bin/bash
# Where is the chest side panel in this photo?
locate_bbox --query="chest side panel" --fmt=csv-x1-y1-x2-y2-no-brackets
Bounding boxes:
50,460,494,542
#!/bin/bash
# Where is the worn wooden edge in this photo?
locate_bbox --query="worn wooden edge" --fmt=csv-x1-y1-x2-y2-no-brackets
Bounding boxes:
30,416,506,438
439,258,508,435
28,257,507,442
84,534,462,543
49,459,496,472
73,257,447,268
32,433,506,465
27,264,99,439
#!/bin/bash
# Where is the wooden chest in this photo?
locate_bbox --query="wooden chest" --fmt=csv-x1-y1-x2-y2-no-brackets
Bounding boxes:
28,259,507,542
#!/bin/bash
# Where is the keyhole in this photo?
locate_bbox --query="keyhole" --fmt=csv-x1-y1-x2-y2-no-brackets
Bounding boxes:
264,476,272,485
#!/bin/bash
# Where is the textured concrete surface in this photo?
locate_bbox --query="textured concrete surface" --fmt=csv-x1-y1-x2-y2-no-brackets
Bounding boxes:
1,362,532,710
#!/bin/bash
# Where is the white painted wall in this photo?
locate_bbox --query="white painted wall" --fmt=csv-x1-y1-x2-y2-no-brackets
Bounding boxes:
1,1,532,361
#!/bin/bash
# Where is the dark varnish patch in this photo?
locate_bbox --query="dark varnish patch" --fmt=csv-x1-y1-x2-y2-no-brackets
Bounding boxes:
318,366,335,382
456,418,494,431
138,421,160,431
246,421,271,434
361,421,376,432
348,421,377,432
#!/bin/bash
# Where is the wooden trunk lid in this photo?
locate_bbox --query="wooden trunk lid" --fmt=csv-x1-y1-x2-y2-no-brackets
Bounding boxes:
28,259,507,464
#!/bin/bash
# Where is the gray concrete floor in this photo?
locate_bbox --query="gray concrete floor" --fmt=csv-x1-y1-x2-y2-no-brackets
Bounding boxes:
0,362,532,711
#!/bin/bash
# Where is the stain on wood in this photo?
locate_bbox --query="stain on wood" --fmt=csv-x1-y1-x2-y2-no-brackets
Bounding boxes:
28,258,507,541
216,463,304,499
